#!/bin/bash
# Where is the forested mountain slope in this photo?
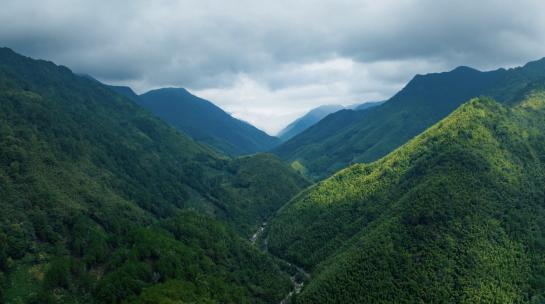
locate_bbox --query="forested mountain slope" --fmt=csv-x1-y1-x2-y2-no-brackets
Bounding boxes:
107,84,141,103
267,86,545,303
137,88,280,155
274,60,545,180
0,47,308,303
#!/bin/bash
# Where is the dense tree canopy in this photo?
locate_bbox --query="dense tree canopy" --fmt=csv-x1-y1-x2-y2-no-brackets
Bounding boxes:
268,87,545,303
4,45,545,304
0,47,307,303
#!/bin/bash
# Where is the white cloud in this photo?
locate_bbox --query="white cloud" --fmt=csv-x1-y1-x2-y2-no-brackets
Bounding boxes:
2,0,545,133
194,57,446,134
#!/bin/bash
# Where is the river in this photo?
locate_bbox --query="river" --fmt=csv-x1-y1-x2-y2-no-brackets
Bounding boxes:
250,221,310,304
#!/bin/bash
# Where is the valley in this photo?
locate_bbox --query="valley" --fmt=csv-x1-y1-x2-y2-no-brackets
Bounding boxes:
0,48,304,303
250,221,311,304
2,20,545,302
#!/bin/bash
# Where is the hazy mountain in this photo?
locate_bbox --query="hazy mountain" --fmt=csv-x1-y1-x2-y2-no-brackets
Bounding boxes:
273,60,545,180
135,88,280,155
277,105,344,141
107,84,281,156
0,48,308,303
278,102,383,142
353,100,384,110
268,86,545,302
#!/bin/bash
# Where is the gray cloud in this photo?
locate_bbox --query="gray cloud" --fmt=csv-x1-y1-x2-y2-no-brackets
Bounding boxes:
2,0,545,133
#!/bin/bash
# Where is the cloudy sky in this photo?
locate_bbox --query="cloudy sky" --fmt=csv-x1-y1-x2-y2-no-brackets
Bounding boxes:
2,0,545,134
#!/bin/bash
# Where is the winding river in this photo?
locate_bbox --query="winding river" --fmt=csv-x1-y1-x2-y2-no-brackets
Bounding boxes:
250,222,310,304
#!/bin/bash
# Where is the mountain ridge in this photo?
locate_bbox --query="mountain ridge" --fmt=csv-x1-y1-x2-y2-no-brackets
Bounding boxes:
0,47,308,303
278,102,383,142
108,85,280,156
273,58,545,180
267,87,545,302
277,104,345,141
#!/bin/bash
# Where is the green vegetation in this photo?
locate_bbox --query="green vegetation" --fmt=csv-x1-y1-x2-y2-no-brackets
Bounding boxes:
5,45,545,304
0,47,307,303
134,87,280,156
221,154,310,233
274,61,545,180
268,86,545,302
96,211,292,304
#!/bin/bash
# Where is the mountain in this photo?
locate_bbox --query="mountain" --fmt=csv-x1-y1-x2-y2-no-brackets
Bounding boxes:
353,100,384,111
107,84,141,102
0,47,308,303
267,86,545,302
277,105,344,141
273,60,545,180
135,87,280,155
277,103,383,142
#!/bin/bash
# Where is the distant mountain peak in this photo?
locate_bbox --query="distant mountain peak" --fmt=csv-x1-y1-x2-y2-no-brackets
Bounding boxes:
143,87,192,96
521,57,545,73
277,104,344,141
0,46,19,58
451,65,480,73
354,101,384,111
524,56,545,65
137,86,279,155
314,104,345,110
274,56,545,180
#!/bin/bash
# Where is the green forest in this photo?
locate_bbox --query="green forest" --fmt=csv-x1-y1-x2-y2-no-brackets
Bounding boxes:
3,43,545,304
0,48,308,303
268,87,545,303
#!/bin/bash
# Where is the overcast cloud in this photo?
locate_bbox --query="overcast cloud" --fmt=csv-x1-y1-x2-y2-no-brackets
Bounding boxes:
2,0,545,134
